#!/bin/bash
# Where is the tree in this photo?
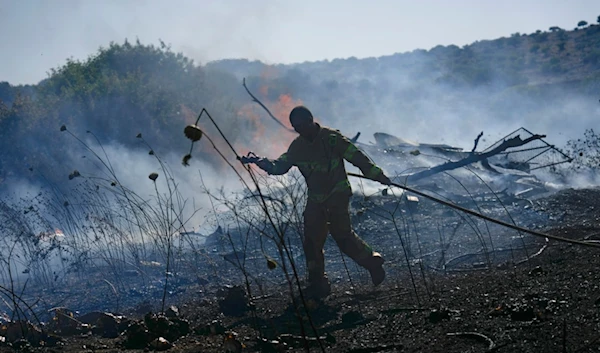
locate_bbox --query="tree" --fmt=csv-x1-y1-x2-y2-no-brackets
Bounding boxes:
577,20,588,27
597,15,600,24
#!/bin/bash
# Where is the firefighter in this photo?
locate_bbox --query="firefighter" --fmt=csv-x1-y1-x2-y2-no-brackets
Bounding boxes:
251,105,392,298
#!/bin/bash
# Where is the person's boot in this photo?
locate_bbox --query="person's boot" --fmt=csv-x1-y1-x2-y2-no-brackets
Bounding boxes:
304,276,331,299
366,252,385,286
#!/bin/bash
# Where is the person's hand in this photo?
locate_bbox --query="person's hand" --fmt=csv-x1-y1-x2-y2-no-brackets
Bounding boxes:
376,172,392,186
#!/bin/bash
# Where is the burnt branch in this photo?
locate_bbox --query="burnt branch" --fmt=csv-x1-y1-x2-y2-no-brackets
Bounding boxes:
471,131,484,153
402,134,546,183
446,331,495,350
242,78,295,133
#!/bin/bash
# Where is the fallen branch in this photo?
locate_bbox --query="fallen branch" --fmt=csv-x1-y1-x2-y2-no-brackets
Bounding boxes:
447,331,495,350
583,232,600,240
242,78,295,133
471,131,484,153
438,238,549,270
515,237,549,265
402,134,546,183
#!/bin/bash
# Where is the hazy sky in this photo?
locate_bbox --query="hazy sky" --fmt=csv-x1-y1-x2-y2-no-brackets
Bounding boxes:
1,0,599,84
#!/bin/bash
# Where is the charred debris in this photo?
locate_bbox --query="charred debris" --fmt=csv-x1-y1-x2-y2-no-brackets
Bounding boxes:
355,127,572,199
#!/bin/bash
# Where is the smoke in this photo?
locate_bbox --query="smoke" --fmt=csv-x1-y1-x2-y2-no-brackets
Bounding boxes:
241,47,597,193
67,139,246,229
1,136,246,233
316,70,596,154
0,122,259,287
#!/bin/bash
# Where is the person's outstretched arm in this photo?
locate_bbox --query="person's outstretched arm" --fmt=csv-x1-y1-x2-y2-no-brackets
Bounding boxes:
331,130,392,185
255,153,294,175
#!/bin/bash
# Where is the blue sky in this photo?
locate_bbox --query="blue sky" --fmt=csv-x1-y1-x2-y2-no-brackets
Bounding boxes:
1,0,599,84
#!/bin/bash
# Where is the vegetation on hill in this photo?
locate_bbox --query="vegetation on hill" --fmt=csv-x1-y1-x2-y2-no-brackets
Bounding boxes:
1,19,599,188
0,40,245,186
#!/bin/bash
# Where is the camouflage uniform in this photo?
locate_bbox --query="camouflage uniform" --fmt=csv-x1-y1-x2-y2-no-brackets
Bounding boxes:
261,124,385,285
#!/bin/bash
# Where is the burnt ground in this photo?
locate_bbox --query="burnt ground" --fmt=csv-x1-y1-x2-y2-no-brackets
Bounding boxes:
2,187,600,352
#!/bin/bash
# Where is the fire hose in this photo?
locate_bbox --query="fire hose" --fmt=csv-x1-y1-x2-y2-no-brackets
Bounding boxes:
185,116,598,249
347,172,600,249
237,151,599,249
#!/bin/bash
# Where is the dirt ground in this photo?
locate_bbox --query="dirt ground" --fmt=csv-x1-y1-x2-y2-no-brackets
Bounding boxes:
2,187,600,353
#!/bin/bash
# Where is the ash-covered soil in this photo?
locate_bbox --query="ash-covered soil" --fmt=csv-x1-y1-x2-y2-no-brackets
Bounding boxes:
2,187,600,353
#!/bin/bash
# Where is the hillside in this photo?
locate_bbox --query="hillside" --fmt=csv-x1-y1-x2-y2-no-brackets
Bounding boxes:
1,23,600,188
208,23,600,88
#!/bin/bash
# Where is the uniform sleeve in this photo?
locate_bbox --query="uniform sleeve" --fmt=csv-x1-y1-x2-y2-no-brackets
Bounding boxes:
331,130,383,179
262,154,293,175
259,141,298,175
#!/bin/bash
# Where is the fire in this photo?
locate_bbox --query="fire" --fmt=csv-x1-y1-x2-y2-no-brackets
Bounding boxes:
234,67,303,158
259,85,268,97
236,91,302,158
269,93,298,131
178,76,305,176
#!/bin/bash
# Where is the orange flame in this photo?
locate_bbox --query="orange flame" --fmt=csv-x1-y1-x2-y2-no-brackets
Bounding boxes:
236,67,301,158
236,89,303,159
179,69,307,179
